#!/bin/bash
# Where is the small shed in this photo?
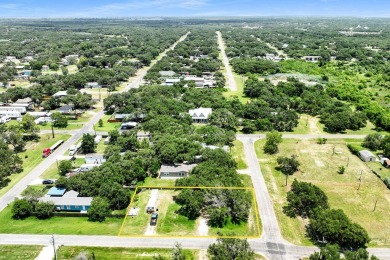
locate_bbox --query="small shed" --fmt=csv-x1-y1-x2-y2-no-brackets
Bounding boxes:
359,150,376,162
47,187,66,197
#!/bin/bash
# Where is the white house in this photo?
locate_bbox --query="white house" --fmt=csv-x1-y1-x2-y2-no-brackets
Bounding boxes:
84,82,101,89
159,163,197,179
189,107,212,124
303,56,321,62
52,91,68,99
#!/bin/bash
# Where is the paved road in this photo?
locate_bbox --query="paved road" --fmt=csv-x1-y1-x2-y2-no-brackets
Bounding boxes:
237,133,367,140
217,31,237,91
0,32,190,212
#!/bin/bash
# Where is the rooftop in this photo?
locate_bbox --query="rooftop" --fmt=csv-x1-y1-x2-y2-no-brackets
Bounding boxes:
359,150,375,157
47,187,66,197
160,163,197,173
40,196,92,206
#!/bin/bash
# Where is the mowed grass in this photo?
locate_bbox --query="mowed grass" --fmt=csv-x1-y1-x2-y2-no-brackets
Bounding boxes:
157,190,197,236
57,246,199,260
40,158,85,180
141,177,176,187
0,203,123,235
121,190,151,236
0,245,43,260
0,134,70,198
231,140,248,169
255,138,390,247
222,73,249,104
94,114,121,132
38,113,93,130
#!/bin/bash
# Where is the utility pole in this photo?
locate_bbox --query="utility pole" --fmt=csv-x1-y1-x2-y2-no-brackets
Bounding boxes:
99,87,101,101
346,157,349,167
51,123,55,139
285,174,288,187
93,124,96,136
357,170,363,190
56,159,59,173
51,235,57,260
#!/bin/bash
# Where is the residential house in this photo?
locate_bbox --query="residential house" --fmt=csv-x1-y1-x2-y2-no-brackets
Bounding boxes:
40,192,92,212
359,150,376,162
120,121,137,130
80,164,100,172
84,82,101,89
52,90,68,99
159,163,197,179
159,71,176,77
189,107,212,123
162,78,180,86
15,97,33,105
41,65,50,71
303,56,321,62
85,154,106,164
57,105,73,114
137,131,150,141
114,114,131,122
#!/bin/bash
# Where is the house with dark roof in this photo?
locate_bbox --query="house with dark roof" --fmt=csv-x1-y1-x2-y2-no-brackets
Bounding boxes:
57,105,73,114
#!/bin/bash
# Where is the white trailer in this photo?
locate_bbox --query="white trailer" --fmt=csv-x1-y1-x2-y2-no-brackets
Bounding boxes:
80,164,99,172
0,111,22,118
69,143,81,156
146,189,159,213
0,106,26,114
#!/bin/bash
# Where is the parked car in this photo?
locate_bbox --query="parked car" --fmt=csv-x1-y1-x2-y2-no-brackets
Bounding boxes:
150,213,158,226
42,179,54,185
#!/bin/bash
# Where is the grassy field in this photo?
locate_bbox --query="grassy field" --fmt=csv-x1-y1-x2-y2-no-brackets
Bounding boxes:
121,189,152,236
0,203,123,235
141,177,176,187
0,245,43,260
56,246,199,260
38,112,93,130
0,134,70,198
66,65,78,74
222,73,249,104
95,114,121,132
255,138,390,247
40,158,85,180
231,140,248,169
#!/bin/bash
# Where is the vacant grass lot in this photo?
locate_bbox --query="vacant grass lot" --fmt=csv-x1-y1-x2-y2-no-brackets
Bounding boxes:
222,73,249,104
38,112,93,131
40,158,85,180
94,114,121,132
231,140,248,169
255,138,390,247
0,203,123,235
121,190,151,236
0,134,70,198
0,245,43,260
57,246,199,260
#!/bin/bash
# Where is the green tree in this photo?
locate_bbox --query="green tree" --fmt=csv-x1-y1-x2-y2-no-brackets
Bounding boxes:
51,112,68,128
12,198,33,219
88,197,111,222
58,160,73,176
81,133,96,153
283,179,329,218
98,119,103,127
21,186,44,205
209,108,238,131
309,244,341,260
171,242,186,260
277,155,300,175
362,133,383,151
208,207,229,228
0,140,23,187
55,176,68,189
34,201,55,219
20,114,40,140
308,209,370,249
108,130,120,144
263,131,282,154
338,166,346,175
208,238,255,260
3,125,26,152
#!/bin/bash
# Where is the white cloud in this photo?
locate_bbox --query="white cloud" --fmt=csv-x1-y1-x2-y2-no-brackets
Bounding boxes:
0,4,19,9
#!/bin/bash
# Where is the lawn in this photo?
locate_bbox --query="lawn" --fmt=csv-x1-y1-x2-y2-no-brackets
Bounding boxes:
56,246,199,260
157,191,197,236
38,113,93,131
120,190,152,236
231,140,248,169
94,114,121,132
96,140,107,154
0,245,43,260
66,65,78,74
0,203,123,235
222,73,249,104
0,134,70,198
255,138,390,247
40,158,85,180
141,177,176,187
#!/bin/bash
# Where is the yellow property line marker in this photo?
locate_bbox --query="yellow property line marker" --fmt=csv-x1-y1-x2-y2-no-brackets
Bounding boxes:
118,186,261,238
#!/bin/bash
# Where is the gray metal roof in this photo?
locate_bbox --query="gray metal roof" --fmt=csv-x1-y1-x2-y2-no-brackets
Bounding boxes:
160,163,197,173
40,197,92,206
62,190,79,198
359,150,375,158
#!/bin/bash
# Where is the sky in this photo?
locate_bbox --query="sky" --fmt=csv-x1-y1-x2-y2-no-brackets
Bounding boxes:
0,0,390,18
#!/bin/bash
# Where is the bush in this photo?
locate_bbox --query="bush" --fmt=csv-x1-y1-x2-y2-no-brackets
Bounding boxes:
58,160,72,176
35,201,55,219
12,198,33,219
88,197,111,222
